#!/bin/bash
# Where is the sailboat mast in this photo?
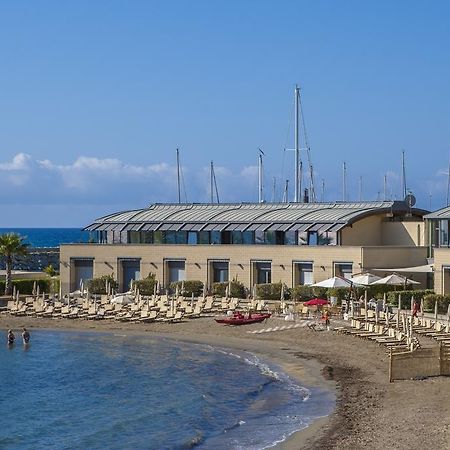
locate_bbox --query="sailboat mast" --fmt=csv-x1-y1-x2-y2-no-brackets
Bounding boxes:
176,148,181,204
210,161,214,203
283,179,289,203
294,85,300,202
401,150,407,199
342,162,347,201
258,149,264,203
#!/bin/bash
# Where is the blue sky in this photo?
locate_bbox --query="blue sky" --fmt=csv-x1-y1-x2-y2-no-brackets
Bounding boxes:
1,1,450,226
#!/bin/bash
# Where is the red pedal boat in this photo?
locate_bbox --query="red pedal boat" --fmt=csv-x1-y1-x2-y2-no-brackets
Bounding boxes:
215,311,271,325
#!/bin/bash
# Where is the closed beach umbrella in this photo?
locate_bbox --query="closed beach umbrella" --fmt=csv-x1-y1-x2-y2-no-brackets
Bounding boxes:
421,298,424,319
350,300,354,318
181,281,185,297
446,304,450,329
32,281,37,296
434,300,438,322
175,283,180,298
382,292,386,312
311,276,353,288
36,284,40,297
202,281,207,300
364,290,368,322
410,296,414,315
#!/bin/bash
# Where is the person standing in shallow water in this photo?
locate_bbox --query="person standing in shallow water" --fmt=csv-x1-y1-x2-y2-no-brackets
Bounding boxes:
7,329,15,346
22,328,30,344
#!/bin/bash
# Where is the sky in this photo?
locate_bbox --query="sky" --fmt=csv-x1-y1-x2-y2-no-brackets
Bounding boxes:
1,1,450,226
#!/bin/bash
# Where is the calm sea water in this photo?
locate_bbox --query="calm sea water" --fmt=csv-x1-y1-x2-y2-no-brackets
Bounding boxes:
0,330,334,450
0,228,89,248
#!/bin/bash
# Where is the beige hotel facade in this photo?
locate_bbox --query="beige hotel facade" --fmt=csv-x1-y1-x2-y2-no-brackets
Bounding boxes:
60,201,430,294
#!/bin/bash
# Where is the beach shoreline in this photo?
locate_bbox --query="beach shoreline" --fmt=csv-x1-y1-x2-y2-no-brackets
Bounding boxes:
2,315,450,449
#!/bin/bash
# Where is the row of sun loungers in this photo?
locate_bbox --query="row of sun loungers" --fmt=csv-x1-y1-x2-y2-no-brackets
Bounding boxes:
1,295,269,324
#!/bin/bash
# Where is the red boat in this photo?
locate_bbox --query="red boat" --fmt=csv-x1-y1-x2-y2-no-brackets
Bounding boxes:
215,311,271,325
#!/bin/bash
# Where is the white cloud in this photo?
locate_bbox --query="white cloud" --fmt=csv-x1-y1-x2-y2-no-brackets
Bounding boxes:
0,153,31,171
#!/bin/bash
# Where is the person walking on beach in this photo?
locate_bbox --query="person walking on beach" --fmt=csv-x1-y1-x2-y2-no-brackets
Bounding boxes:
7,329,15,346
412,299,420,318
323,310,331,331
22,328,30,344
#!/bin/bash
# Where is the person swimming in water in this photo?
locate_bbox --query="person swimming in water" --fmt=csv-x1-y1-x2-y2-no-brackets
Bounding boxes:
22,328,30,344
7,330,15,345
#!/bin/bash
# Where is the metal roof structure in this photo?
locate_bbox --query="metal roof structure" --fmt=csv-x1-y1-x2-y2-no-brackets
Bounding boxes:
424,206,450,220
85,201,426,234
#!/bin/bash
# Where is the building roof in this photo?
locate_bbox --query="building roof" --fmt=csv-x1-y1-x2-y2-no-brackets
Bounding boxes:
424,206,450,220
85,201,425,234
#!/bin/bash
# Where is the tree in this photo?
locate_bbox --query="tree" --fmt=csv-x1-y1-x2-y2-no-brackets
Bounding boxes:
0,233,29,296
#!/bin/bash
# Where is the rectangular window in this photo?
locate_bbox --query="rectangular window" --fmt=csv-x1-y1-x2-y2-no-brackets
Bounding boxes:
308,231,318,246
212,261,229,283
164,231,176,244
128,231,141,244
296,262,314,285
285,231,296,245
255,230,264,245
120,259,141,292
298,231,308,245
210,231,221,244
176,231,187,244
72,259,94,291
198,231,210,244
242,231,254,245
264,231,276,245
326,231,337,246
334,262,353,279
153,231,164,244
254,262,271,284
221,231,232,244
187,232,198,244
440,220,449,247
232,231,243,244
167,260,186,283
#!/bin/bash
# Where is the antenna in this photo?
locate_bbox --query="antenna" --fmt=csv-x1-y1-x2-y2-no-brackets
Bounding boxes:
447,159,450,206
176,148,181,204
283,179,289,203
401,150,407,199
294,85,300,202
359,176,363,201
342,162,347,202
299,161,303,203
258,148,264,203
321,179,325,202
383,174,387,201
272,177,276,203
210,161,220,203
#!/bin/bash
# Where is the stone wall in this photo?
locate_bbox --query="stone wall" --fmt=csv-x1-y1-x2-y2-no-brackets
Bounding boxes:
0,247,60,272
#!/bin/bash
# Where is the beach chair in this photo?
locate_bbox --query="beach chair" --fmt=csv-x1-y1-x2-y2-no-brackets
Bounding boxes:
40,305,55,317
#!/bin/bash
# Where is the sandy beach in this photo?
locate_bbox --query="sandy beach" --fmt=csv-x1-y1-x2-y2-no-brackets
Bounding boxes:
2,314,450,450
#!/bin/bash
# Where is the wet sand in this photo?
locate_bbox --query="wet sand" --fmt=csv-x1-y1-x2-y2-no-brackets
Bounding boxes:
2,314,450,450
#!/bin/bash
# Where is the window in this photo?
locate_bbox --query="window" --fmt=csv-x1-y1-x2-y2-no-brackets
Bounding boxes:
298,232,308,245
255,231,264,244
128,231,141,244
120,259,140,292
295,262,314,285
210,231,221,244
254,262,271,284
153,231,164,244
264,231,276,245
308,231,318,246
232,231,243,244
167,260,186,283
187,232,197,244
221,231,232,244
242,231,254,245
334,262,353,279
212,261,229,283
72,259,94,291
198,231,209,244
440,220,449,247
284,231,296,245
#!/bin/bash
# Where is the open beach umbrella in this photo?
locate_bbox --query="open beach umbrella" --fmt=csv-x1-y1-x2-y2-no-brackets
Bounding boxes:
371,273,420,286
351,273,381,286
311,276,353,288
303,298,330,306
111,294,134,305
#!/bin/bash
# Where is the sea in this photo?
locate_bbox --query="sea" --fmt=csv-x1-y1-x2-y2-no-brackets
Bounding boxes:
0,330,334,450
0,228,90,248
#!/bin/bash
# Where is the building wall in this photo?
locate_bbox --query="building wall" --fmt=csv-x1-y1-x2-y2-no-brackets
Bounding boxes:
432,248,450,294
381,221,424,246
341,215,382,246
60,243,426,294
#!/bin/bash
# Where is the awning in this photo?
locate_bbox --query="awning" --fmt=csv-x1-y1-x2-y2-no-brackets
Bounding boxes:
288,223,312,232
140,223,161,231
372,264,434,273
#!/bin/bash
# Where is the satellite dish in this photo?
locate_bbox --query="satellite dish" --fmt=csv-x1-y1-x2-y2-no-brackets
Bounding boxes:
405,193,416,208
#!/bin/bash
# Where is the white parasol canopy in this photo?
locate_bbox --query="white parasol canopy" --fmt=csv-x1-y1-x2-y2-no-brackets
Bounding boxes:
371,273,420,286
351,273,381,286
111,294,134,305
311,276,353,288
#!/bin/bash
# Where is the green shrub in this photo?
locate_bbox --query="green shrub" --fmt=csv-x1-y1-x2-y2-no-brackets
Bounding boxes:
290,285,315,301
212,280,246,298
170,280,204,297
87,275,118,294
43,264,58,277
0,278,51,295
255,282,289,300
386,289,434,305
423,294,450,314
134,273,158,296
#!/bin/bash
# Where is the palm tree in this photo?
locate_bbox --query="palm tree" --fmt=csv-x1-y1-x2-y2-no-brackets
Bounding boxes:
0,233,29,296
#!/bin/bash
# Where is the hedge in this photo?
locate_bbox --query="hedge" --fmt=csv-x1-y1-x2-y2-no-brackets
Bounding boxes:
170,280,204,297
0,278,54,295
134,273,158,296
386,289,434,305
255,282,286,300
423,294,450,314
212,281,246,299
87,275,118,295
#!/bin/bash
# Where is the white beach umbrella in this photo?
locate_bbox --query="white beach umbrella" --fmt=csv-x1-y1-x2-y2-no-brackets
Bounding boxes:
447,304,450,329
111,294,134,305
311,276,353,288
421,298,424,319
181,281,185,297
32,281,37,296
191,292,194,308
371,273,420,286
351,273,381,286
202,281,207,300
364,290,368,322
36,284,40,297
350,300,354,319
434,300,438,322
175,283,180,298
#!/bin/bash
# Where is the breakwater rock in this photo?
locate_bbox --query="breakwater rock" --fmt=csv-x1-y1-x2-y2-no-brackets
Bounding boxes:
0,247,60,272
